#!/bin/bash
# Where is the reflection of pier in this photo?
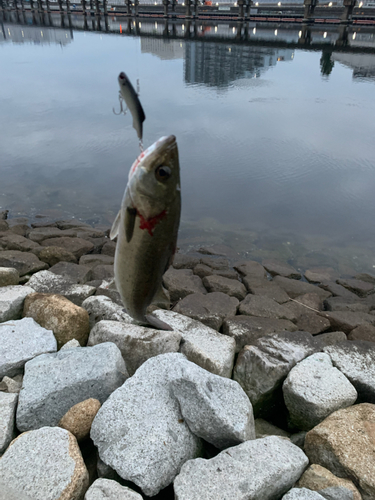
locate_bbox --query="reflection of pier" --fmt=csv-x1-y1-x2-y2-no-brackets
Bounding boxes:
1,10,375,54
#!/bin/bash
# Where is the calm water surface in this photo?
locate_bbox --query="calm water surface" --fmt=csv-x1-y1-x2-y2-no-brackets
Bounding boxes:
1,17,375,273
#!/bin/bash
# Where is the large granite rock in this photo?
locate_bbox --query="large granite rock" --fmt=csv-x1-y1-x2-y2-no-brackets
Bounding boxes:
173,292,238,330
16,342,128,431
246,281,290,303
304,267,339,284
0,267,19,287
322,311,375,334
348,323,375,342
0,427,89,500
79,254,114,268
35,245,77,266
0,234,40,253
233,331,321,416
173,254,201,270
91,353,202,496
304,403,375,500
282,489,325,499
84,479,142,500
238,294,297,321
174,436,308,500
202,275,246,300
49,261,92,284
274,276,331,300
223,315,298,353
0,317,57,378
234,260,267,280
40,236,94,258
81,296,133,329
283,353,358,430
324,296,370,313
163,268,207,302
337,278,374,297
0,285,34,322
297,464,362,500
0,392,18,454
324,341,375,403
152,310,236,378
23,293,90,349
262,260,301,279
88,320,182,376
0,250,48,276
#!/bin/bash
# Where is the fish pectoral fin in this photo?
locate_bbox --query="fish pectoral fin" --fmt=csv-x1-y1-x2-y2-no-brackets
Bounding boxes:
125,207,137,243
145,314,174,331
110,210,122,240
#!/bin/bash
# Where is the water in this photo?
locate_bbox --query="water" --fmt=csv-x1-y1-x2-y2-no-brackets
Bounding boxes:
1,14,375,274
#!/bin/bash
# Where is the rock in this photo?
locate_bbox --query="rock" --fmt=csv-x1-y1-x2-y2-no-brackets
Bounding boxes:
304,403,375,500
88,320,182,376
274,276,332,300
290,431,306,449
0,250,48,276
283,353,357,430
284,299,331,335
0,267,19,287
173,292,238,330
319,282,360,300
324,341,375,403
163,268,207,302
348,323,375,342
173,254,201,269
96,457,118,480
153,309,236,378
200,256,230,270
0,393,18,454
173,436,308,500
254,418,290,439
8,224,30,237
304,267,339,284
202,275,246,300
324,296,370,313
249,281,291,303
90,265,114,281
297,464,362,500
36,245,77,266
61,338,81,350
41,236,94,258
91,353,202,496
84,479,143,500
355,272,375,284
23,293,90,349
238,294,297,321
322,310,375,334
96,280,122,306
282,489,326,499
315,331,347,347
56,219,92,230
0,317,57,378
287,293,323,312
0,285,35,322
234,260,267,280
79,254,114,268
81,295,133,329
0,374,23,393
337,278,375,298
233,331,321,416
0,234,40,253
262,260,301,279
59,398,102,441
49,261,92,284
16,342,128,431
101,240,116,257
170,362,255,449
28,227,67,242
0,220,8,232
0,427,89,499
193,263,239,280
222,315,298,353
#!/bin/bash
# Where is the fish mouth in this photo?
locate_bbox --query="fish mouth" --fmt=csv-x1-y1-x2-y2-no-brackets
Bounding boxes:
156,135,176,152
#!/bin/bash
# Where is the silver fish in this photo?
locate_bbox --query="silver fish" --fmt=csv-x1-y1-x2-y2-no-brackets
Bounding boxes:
118,71,146,143
110,135,181,330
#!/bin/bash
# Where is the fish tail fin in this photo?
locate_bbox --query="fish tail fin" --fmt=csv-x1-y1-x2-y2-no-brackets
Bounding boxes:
145,314,173,331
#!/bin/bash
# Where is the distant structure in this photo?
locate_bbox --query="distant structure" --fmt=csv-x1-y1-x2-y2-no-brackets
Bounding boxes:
0,23,73,44
332,52,375,78
140,37,184,59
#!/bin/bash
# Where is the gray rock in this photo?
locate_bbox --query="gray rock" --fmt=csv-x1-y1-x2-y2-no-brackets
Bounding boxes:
324,341,375,403
0,374,23,393
81,295,133,329
28,227,67,242
91,353,202,496
290,431,307,449
27,270,96,306
163,268,207,302
322,310,375,334
305,267,339,284
194,264,239,280
35,245,77,266
0,234,40,253
173,254,201,269
318,486,355,500
41,236,94,258
319,282,359,300
97,456,118,480
79,254,114,268
324,296,370,313
49,261,92,284
0,267,19,287
284,302,331,335
222,315,298,353
0,251,48,276
0,426,89,499
60,338,81,350
101,240,116,257
202,275,246,300
16,342,128,431
274,276,332,300
170,362,255,449
88,320,182,376
337,278,374,298
315,331,347,347
56,219,92,230
0,284,41,326
356,273,375,284
96,280,122,306
254,418,290,439
238,294,297,321
174,436,308,500
84,478,143,500
90,264,114,281
173,292,238,331
234,260,267,279
248,281,291,303
262,260,301,279
0,318,57,377
233,331,321,416
282,489,326,499
348,323,375,342
153,309,236,378
0,392,18,454
200,256,230,270
283,353,358,430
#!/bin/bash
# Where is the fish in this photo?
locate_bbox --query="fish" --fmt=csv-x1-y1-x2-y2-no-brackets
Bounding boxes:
118,71,146,143
110,135,181,330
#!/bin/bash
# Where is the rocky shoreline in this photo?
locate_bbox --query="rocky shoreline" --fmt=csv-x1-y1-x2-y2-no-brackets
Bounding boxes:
1,209,375,499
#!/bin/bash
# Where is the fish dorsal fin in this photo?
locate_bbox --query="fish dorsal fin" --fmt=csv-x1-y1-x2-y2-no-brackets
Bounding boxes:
110,210,121,240
125,207,137,243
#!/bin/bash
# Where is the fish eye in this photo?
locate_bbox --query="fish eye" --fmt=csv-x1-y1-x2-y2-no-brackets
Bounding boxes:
155,166,171,182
